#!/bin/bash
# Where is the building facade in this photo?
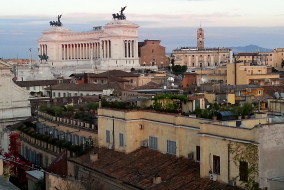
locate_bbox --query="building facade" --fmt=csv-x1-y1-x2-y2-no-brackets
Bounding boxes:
138,40,169,68
97,108,284,190
171,28,233,69
227,62,280,85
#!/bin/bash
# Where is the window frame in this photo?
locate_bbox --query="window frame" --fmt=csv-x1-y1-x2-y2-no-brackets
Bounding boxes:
166,140,176,155
239,161,249,182
106,130,110,143
213,155,220,175
119,133,124,147
149,136,158,150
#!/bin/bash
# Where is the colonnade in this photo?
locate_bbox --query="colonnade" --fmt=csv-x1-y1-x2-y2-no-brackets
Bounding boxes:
39,39,137,61
39,44,47,55
61,42,101,60
101,40,111,59
124,40,135,58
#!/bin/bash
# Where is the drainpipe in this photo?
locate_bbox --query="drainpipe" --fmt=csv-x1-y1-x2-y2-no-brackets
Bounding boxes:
112,116,115,150
228,143,230,183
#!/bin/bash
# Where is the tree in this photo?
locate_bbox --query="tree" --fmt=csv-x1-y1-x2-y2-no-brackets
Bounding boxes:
171,65,187,76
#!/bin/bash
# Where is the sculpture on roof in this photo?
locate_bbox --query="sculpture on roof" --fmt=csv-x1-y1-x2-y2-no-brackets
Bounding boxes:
49,14,63,27
112,6,127,20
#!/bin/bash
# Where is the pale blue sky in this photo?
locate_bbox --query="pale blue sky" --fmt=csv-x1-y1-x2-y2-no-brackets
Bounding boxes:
1,0,284,58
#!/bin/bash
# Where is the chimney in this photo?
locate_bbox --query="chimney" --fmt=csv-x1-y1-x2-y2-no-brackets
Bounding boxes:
153,173,162,184
0,156,4,175
90,153,98,162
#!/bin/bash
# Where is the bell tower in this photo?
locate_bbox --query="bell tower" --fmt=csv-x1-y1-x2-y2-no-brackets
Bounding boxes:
197,27,204,50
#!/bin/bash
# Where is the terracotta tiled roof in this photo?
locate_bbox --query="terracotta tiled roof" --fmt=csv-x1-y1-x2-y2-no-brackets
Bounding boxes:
134,81,162,90
14,79,70,87
262,85,284,97
88,70,140,78
70,147,241,190
45,83,121,91
46,149,68,176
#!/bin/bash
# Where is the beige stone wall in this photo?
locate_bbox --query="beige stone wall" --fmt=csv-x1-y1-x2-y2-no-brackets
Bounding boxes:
226,62,279,85
98,109,218,157
267,99,284,114
257,123,284,189
204,93,216,104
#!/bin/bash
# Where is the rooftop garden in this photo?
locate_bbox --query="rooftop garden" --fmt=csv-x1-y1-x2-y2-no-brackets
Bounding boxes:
193,102,254,120
18,121,92,156
39,103,98,123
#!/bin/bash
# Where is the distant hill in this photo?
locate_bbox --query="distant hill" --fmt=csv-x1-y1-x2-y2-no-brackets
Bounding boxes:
227,45,273,54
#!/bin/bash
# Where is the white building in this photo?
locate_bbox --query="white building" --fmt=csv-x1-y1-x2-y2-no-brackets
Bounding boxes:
38,15,141,77
0,61,31,153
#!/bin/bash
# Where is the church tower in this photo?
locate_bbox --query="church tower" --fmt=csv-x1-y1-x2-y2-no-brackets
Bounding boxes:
197,27,204,50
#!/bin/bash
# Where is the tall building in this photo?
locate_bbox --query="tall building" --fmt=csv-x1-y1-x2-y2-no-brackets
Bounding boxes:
38,12,141,77
171,28,233,68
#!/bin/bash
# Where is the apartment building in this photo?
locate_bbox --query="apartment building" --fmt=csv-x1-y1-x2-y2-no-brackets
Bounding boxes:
97,108,284,189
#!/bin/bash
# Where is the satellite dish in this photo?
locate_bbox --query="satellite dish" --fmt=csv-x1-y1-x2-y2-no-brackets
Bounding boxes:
274,92,280,99
167,77,174,82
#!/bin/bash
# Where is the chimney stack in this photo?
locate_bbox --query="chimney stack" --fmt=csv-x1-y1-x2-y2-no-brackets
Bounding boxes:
153,173,162,184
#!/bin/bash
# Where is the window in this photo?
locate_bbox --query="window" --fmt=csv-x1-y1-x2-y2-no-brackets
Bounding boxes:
80,136,86,145
106,130,110,143
167,140,176,155
119,133,124,147
73,135,79,145
196,146,200,161
213,155,220,174
239,161,248,181
149,136,158,150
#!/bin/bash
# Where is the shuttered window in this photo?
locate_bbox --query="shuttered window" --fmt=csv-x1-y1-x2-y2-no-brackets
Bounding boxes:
167,140,176,155
106,130,110,143
119,133,124,147
149,136,158,150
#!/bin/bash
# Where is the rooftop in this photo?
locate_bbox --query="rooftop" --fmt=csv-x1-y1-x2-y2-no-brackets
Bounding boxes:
88,70,140,78
45,83,121,91
70,147,240,190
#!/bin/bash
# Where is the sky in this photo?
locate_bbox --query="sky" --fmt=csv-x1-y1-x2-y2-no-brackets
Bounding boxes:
1,0,284,59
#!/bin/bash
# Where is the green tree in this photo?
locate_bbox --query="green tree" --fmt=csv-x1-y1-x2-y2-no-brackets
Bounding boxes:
171,65,187,76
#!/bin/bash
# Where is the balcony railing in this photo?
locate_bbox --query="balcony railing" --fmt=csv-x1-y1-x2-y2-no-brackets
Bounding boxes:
37,111,98,132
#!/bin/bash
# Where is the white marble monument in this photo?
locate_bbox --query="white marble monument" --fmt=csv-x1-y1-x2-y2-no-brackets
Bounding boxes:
38,9,141,77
